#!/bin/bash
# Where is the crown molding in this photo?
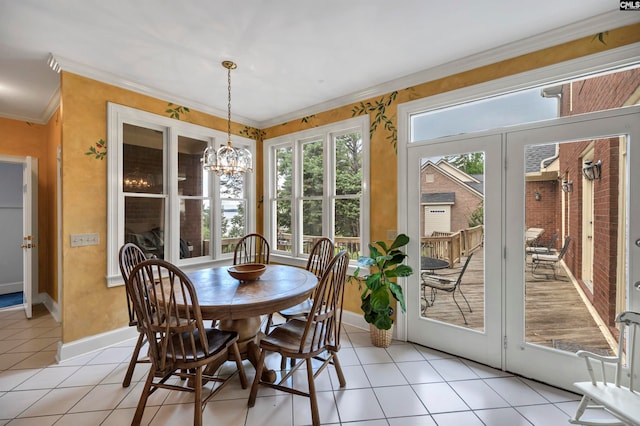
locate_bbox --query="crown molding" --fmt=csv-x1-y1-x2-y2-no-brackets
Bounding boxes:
41,86,60,124
51,54,260,129
258,11,640,128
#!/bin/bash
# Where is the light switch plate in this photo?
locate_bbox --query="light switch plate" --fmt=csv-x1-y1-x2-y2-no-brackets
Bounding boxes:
70,233,99,247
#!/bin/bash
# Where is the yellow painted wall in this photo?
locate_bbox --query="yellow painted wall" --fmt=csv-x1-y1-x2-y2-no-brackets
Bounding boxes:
53,23,639,343
58,72,261,342
0,117,54,299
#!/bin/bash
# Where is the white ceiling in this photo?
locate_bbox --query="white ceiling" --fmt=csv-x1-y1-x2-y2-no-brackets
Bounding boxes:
0,0,636,126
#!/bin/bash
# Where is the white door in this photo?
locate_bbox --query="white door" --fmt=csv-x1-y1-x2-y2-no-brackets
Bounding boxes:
22,156,37,318
406,133,503,368
505,107,640,390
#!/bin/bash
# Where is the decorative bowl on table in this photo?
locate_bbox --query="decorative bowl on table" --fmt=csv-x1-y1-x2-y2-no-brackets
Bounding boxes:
227,263,266,281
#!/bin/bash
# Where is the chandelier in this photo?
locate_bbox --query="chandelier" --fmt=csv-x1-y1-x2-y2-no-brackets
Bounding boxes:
202,61,253,176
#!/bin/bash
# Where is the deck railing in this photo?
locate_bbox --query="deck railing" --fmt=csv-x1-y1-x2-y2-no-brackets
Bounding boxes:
420,225,484,267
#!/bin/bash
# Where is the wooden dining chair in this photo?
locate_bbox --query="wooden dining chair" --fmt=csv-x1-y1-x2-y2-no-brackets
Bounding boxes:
266,237,335,332
248,251,349,426
233,233,270,265
127,258,247,426
118,243,149,387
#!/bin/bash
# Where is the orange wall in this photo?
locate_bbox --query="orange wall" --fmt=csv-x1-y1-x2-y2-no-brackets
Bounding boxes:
0,116,54,299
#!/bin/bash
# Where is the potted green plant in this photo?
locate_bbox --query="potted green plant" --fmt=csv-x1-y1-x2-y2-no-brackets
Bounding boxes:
354,233,414,347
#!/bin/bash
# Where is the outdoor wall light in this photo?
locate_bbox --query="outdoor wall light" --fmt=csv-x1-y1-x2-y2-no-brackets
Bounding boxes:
582,159,602,181
562,180,573,193
534,191,541,201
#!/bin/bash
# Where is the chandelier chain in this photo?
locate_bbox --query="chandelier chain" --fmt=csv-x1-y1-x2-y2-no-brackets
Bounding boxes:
227,65,232,142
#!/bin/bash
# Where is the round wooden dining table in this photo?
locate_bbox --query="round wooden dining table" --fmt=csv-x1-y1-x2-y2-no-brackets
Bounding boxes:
186,264,318,382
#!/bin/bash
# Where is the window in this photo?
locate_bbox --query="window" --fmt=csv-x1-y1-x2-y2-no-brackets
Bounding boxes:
106,103,255,286
264,116,369,265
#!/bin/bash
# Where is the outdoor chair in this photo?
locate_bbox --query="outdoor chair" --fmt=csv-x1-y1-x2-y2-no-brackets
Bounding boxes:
127,258,247,426
118,243,149,387
233,233,270,265
531,235,571,279
421,253,474,325
570,311,640,426
526,231,558,255
248,251,349,426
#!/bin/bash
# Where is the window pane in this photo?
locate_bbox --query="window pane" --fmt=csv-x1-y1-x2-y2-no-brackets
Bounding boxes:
302,200,322,254
302,140,323,197
221,199,245,239
276,199,292,253
180,198,207,258
178,136,207,197
124,197,165,259
123,124,163,194
336,132,362,196
276,147,292,198
220,173,244,199
335,198,360,258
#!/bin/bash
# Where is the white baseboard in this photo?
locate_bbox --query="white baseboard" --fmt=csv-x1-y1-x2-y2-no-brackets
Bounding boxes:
56,326,138,363
40,292,61,323
0,281,22,295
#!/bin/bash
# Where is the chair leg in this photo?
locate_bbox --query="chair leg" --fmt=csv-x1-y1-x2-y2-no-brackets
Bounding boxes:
123,331,145,387
306,358,320,426
231,341,248,389
194,367,203,426
248,349,267,407
451,292,468,325
331,351,346,388
132,367,155,425
457,287,472,313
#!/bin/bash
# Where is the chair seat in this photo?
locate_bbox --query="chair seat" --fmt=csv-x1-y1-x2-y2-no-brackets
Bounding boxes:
421,274,457,290
532,253,560,262
260,319,329,356
572,381,640,425
526,247,557,255
279,299,313,319
168,328,238,362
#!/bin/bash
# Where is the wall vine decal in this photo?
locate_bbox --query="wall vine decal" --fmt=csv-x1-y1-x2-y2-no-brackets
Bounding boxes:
85,138,107,160
240,126,265,141
166,103,190,120
351,91,398,151
592,31,609,45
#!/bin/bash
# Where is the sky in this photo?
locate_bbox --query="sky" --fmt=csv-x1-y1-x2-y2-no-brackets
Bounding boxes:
411,86,559,142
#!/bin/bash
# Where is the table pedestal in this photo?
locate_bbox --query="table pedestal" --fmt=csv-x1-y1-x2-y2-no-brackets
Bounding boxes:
202,317,277,383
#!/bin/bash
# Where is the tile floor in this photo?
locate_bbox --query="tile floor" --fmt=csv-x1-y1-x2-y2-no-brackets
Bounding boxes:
0,305,617,425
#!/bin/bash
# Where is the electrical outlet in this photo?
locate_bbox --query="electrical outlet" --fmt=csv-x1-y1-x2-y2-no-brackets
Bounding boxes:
70,233,100,247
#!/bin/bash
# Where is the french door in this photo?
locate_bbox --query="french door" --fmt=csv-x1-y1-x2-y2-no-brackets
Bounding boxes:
405,133,504,368
402,105,640,390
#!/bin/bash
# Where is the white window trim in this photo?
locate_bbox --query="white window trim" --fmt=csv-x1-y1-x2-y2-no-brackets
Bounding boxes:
263,115,369,270
106,103,255,287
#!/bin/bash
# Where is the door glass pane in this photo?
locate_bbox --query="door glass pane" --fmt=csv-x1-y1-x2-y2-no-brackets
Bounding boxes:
275,146,292,251
124,197,165,259
524,136,627,356
123,124,163,194
180,199,206,258
419,152,485,331
335,198,360,259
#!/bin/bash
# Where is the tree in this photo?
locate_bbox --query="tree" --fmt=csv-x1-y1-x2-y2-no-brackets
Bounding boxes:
445,152,484,174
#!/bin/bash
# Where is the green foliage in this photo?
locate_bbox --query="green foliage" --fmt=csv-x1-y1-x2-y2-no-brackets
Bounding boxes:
85,139,107,160
354,234,414,330
444,152,484,174
468,201,484,227
592,31,608,45
166,103,190,120
351,91,398,151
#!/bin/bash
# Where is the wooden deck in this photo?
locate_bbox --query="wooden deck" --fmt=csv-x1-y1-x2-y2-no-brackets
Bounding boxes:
419,247,615,355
